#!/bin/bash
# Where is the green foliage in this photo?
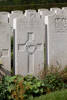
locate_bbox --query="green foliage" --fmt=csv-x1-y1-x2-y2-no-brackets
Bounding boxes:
0,70,67,100
0,75,24,100
60,66,67,84
0,0,67,6
44,73,66,92
28,89,67,100
1,3,67,12
23,75,45,99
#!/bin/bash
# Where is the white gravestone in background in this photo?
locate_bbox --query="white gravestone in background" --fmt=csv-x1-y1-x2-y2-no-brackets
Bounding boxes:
14,12,45,76
50,8,61,14
0,12,9,23
24,10,36,16
11,10,23,14
47,12,67,67
0,23,11,76
9,11,23,28
38,9,49,16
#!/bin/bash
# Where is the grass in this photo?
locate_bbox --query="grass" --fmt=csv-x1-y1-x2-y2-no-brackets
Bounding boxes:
27,89,67,100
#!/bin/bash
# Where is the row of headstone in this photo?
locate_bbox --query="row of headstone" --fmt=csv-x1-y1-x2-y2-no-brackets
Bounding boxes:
0,7,67,77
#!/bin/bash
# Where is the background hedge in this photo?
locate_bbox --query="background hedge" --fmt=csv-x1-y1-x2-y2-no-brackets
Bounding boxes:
0,3,67,12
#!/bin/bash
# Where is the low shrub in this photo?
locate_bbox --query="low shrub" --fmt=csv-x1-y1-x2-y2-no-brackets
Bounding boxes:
0,75,24,100
44,73,66,92
0,66,67,100
60,66,67,84
23,75,45,99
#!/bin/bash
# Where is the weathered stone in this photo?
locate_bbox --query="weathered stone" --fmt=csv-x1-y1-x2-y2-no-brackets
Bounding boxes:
24,10,36,16
0,12,9,23
50,8,61,14
47,11,67,67
0,22,11,76
14,13,45,76
9,10,23,28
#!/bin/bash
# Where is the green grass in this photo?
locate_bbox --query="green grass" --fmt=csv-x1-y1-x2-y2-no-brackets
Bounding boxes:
28,89,67,100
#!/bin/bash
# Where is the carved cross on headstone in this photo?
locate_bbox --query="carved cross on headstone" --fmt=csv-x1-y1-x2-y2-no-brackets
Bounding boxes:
18,32,42,73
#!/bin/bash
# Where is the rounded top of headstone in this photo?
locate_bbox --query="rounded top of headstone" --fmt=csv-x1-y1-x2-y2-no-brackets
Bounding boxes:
0,12,9,23
38,9,49,12
25,9,36,16
50,8,61,14
0,11,9,14
62,7,67,10
38,9,50,16
11,10,23,14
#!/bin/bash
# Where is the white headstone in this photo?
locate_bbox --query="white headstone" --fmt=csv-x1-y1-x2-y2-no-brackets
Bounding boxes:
38,9,54,45
0,23,11,76
50,8,61,14
9,11,23,28
14,13,45,76
38,9,49,16
0,12,9,23
24,9,36,16
11,10,23,14
47,12,67,67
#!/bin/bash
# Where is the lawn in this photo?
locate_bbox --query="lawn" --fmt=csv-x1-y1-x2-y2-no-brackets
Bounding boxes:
28,89,67,100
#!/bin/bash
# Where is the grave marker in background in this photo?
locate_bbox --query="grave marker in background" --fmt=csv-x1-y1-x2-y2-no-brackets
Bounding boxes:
9,10,23,28
0,12,9,23
47,12,67,67
0,23,11,77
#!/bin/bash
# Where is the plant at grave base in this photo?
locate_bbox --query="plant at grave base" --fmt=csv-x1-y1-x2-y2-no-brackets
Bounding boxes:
43,73,66,93
38,67,47,79
11,78,25,100
37,65,61,80
60,66,67,84
0,75,25,100
47,65,61,74
23,75,45,99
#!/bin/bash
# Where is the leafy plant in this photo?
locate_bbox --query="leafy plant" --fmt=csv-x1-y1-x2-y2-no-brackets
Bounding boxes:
44,73,66,92
23,75,45,99
0,75,24,100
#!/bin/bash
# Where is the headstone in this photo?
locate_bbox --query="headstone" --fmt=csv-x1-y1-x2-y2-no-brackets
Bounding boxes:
38,9,54,45
24,9,36,16
38,9,49,16
11,10,23,14
0,23,11,77
62,7,67,10
0,12,9,23
47,12,67,67
62,7,67,13
9,10,23,28
50,8,61,14
14,12,45,76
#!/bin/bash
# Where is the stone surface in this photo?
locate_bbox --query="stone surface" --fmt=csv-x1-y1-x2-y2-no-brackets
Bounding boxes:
0,12,9,23
0,23,11,76
9,11,23,28
14,12,45,76
47,12,67,67
11,10,23,14
50,8,61,14
24,9,36,16
38,9,54,45
38,9,49,16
